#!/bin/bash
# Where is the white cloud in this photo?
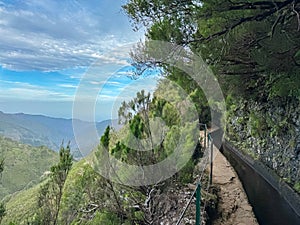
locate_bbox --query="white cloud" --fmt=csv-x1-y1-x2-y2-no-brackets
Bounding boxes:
57,84,78,88
0,0,142,71
89,81,104,85
0,81,73,101
0,87,72,101
116,71,135,76
0,1,161,120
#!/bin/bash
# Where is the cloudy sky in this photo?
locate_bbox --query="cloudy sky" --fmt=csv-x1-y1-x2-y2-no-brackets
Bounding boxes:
0,0,158,121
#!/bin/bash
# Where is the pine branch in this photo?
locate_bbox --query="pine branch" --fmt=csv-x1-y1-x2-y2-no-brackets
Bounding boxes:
228,1,285,11
186,0,295,44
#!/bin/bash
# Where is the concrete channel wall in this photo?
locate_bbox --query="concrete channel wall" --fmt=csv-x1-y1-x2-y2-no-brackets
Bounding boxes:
210,129,300,224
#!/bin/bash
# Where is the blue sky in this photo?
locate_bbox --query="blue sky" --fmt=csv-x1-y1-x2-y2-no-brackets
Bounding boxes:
0,0,158,121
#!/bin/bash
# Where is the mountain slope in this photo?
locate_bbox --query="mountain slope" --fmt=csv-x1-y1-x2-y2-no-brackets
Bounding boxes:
0,136,57,200
0,111,121,156
1,182,41,225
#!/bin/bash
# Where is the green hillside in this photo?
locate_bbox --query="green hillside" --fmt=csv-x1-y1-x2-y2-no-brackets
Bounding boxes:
1,159,88,225
0,136,57,200
1,182,42,225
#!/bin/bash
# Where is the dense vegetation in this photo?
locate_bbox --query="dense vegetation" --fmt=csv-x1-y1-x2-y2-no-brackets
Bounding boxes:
123,0,300,191
124,0,300,103
0,136,58,224
62,81,200,224
1,81,205,224
1,144,72,225
0,136,57,200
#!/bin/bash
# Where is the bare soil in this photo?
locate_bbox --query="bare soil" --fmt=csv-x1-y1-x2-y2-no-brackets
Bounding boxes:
212,146,258,225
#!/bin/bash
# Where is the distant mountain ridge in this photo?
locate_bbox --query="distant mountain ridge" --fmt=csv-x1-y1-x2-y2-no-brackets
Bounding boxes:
0,111,121,156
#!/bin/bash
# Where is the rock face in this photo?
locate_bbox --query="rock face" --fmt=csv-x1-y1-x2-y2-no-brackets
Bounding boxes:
226,98,300,192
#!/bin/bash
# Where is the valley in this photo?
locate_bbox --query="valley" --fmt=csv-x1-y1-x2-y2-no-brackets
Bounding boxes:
0,111,120,157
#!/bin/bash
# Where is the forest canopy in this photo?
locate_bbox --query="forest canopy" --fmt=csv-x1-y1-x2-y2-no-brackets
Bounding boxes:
123,0,300,101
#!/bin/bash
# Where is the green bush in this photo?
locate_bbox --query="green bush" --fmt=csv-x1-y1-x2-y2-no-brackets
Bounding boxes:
294,182,300,193
268,73,300,99
87,211,121,225
134,211,144,221
248,112,268,137
178,160,195,184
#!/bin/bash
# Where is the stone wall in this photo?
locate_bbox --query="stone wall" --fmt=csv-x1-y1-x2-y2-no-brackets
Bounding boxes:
225,97,300,192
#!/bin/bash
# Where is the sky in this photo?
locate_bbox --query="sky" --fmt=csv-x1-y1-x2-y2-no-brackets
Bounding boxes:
0,0,159,121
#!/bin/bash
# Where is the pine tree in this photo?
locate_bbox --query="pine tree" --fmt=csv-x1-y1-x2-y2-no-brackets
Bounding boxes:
0,158,3,176
37,143,73,225
101,126,110,148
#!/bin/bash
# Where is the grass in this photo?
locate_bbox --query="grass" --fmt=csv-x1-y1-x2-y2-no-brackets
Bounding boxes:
0,136,57,200
1,183,41,224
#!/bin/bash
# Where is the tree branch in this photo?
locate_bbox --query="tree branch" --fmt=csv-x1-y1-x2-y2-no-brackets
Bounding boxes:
271,14,283,37
221,69,266,75
186,0,295,44
292,0,300,31
227,1,282,10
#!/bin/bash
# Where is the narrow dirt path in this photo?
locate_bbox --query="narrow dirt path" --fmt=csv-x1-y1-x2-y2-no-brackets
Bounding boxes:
212,146,258,225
